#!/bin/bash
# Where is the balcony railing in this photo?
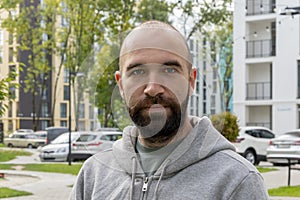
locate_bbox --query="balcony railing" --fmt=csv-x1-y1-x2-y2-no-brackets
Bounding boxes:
246,0,276,16
246,39,275,58
246,82,272,100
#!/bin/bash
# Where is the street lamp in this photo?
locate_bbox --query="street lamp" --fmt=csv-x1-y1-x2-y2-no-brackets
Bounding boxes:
68,71,85,165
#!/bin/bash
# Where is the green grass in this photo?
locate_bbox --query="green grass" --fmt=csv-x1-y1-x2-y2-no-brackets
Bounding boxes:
0,149,32,162
269,185,300,197
0,143,6,148
0,187,32,198
256,166,278,173
0,163,82,175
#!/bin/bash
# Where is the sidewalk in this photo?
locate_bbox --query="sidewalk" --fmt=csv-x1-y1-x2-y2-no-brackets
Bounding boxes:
0,170,76,200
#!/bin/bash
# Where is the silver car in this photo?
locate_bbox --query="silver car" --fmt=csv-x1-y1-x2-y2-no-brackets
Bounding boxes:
39,132,81,162
267,130,300,165
71,131,122,161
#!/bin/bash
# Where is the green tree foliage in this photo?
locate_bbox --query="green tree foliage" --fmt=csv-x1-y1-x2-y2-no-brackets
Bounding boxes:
1,0,57,130
136,0,171,23
210,112,239,142
172,0,232,39
0,74,17,116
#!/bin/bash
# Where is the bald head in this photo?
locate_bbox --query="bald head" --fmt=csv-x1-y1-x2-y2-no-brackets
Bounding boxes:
119,21,192,71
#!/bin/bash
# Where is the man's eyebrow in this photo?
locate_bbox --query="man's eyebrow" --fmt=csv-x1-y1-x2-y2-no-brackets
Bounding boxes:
163,61,183,70
126,63,144,71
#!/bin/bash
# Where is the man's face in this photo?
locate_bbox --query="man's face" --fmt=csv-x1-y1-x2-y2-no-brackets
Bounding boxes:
116,49,196,143
115,25,196,143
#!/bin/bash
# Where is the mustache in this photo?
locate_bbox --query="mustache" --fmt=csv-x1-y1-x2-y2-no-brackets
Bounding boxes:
131,95,173,110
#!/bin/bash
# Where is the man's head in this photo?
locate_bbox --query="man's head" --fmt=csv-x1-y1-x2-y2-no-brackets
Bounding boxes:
115,21,196,146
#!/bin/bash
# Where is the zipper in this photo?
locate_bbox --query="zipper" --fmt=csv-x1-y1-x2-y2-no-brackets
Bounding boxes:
142,177,149,192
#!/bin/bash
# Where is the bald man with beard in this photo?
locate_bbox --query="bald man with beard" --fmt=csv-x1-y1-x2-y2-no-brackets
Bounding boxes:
70,21,269,200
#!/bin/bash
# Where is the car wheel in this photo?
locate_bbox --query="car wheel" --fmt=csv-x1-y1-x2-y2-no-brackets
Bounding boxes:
7,143,13,148
244,149,257,165
27,144,33,149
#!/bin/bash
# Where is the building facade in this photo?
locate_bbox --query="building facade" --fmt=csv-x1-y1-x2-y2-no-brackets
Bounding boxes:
233,0,300,135
188,33,226,117
0,0,97,134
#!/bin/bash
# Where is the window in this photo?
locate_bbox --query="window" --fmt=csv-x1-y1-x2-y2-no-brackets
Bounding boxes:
210,95,216,108
64,67,69,83
60,120,67,127
213,81,217,93
60,103,67,118
9,65,16,80
89,105,94,119
8,32,13,45
79,103,85,118
9,85,16,99
9,47,13,62
41,102,48,117
64,85,70,100
41,121,49,130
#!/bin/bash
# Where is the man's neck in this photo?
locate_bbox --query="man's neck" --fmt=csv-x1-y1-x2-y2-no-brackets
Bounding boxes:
138,118,193,148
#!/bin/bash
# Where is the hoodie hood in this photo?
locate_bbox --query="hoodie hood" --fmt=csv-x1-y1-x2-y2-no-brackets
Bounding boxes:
112,116,235,177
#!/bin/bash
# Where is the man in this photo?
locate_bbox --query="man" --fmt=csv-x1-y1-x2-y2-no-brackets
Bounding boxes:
70,21,269,200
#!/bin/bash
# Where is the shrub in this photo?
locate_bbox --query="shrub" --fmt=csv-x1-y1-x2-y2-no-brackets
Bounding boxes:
210,112,239,142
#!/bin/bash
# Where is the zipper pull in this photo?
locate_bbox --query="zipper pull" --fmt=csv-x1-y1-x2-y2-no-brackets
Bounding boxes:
142,177,149,192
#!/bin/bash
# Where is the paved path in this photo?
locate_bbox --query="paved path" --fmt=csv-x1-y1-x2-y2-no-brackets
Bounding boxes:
0,170,76,200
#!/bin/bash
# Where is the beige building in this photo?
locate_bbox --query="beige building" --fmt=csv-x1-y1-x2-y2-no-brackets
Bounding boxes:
0,3,97,135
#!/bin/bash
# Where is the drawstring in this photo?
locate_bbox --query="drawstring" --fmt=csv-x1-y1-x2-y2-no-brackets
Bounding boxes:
130,157,137,200
153,159,170,200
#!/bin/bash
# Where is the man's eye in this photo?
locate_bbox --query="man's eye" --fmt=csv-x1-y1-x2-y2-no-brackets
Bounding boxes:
132,69,144,75
164,68,177,73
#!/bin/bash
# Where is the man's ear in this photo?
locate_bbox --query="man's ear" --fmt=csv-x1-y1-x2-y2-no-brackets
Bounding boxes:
115,71,124,98
189,67,197,96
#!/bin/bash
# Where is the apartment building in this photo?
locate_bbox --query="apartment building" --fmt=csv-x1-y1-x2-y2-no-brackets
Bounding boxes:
0,0,97,134
233,0,300,135
188,33,225,117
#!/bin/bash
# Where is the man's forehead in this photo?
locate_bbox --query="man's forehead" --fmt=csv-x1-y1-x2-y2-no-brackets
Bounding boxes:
120,27,191,64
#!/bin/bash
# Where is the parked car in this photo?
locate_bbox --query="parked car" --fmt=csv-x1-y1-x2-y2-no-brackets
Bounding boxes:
71,131,122,161
4,133,46,148
267,129,300,165
232,126,275,165
45,126,68,144
39,132,81,162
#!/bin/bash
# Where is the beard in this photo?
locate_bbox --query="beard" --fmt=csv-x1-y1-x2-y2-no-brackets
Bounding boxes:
127,91,189,144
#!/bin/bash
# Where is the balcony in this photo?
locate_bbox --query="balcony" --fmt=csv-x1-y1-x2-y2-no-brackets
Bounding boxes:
246,0,276,16
246,39,275,58
246,82,272,100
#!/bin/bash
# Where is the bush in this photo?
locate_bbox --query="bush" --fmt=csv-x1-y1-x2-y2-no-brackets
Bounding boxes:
210,112,239,142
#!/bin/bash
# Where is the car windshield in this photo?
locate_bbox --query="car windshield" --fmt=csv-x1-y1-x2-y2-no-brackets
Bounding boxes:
285,132,300,138
51,133,79,144
76,134,97,142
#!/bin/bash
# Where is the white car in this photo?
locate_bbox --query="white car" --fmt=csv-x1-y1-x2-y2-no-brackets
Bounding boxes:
71,131,122,161
39,132,81,162
267,130,300,165
233,126,275,165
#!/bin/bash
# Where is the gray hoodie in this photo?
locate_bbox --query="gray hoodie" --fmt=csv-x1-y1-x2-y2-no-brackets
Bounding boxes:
70,116,269,200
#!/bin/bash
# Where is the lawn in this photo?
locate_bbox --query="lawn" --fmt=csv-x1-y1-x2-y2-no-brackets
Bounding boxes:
269,185,300,197
0,163,82,175
256,166,278,173
0,187,32,199
0,149,32,162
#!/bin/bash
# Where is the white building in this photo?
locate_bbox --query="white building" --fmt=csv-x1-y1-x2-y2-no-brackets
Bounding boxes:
188,33,224,117
233,0,300,135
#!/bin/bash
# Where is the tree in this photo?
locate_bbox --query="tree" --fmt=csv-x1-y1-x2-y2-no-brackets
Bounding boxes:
210,112,239,142
136,0,171,23
0,74,17,116
1,0,57,130
171,0,232,40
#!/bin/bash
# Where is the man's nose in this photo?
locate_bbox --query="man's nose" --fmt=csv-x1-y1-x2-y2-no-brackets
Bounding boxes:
144,82,165,97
